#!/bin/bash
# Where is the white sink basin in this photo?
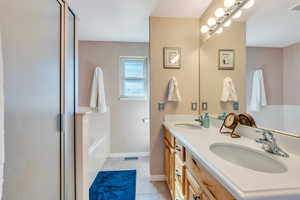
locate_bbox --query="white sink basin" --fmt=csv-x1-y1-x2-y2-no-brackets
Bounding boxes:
210,143,287,174
175,123,202,129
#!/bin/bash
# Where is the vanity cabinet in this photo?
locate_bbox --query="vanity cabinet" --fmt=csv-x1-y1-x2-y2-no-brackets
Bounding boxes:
164,128,176,198
163,128,236,200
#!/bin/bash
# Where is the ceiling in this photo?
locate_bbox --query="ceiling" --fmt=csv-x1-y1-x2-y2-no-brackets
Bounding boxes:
70,0,212,42
246,0,300,47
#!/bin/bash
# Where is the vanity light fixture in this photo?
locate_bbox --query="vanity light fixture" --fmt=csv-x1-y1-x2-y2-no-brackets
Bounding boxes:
208,17,217,26
244,0,255,9
201,25,209,33
224,0,236,8
216,27,223,34
223,19,232,27
201,0,255,35
232,10,242,19
215,8,225,18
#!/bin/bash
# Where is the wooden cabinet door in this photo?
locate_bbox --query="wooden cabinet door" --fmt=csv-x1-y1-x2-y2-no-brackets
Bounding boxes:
165,144,171,189
164,139,175,199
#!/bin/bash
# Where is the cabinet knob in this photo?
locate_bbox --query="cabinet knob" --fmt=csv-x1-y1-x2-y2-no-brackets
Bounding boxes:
175,145,181,152
193,194,201,200
175,169,181,178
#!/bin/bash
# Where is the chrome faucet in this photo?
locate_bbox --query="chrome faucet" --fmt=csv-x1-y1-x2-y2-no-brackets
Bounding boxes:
255,130,289,157
195,115,204,126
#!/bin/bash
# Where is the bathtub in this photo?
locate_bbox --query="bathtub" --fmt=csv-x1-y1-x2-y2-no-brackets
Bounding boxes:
76,107,110,200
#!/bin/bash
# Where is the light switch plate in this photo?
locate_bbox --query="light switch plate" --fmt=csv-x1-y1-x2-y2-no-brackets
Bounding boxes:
202,102,208,111
233,102,239,111
191,102,198,111
158,103,165,111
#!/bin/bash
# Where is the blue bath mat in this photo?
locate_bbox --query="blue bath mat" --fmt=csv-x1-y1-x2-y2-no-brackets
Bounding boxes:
89,170,136,200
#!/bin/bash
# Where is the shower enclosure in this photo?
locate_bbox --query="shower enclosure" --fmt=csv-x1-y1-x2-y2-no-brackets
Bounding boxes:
0,0,77,199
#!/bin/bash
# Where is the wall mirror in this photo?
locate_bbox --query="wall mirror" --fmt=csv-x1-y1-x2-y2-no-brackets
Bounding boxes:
245,0,300,136
200,0,300,136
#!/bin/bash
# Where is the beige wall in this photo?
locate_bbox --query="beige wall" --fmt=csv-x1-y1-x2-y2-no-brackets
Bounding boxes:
246,47,284,105
149,17,200,175
78,41,149,153
283,42,300,105
200,22,246,114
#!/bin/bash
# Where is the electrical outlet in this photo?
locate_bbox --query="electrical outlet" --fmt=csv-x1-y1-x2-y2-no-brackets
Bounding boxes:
191,102,198,111
233,102,239,111
202,102,208,111
158,103,165,111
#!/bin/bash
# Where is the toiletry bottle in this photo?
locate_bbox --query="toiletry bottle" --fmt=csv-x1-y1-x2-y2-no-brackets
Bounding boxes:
203,112,210,128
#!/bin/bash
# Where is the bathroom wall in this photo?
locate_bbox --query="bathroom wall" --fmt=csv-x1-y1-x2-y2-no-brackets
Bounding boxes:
78,41,149,154
283,42,300,105
199,22,246,114
283,42,300,134
149,17,200,176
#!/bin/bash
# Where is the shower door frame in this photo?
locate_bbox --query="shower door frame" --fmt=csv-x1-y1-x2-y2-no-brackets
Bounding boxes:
58,0,79,199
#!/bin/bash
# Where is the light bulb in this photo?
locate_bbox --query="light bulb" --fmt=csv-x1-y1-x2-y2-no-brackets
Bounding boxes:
215,8,225,18
244,0,255,9
208,17,216,27
232,10,242,19
224,0,236,8
216,27,223,34
223,20,232,27
201,25,209,33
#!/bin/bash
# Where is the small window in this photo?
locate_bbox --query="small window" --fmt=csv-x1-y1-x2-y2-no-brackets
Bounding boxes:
119,57,148,100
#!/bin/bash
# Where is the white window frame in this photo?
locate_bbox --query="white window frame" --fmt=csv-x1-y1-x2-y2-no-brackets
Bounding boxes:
119,56,148,101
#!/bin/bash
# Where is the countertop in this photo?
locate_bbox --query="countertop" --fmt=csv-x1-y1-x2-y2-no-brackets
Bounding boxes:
163,117,300,200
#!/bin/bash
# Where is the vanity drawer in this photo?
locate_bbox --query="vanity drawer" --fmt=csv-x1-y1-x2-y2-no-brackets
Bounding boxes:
164,127,175,148
186,169,215,200
175,139,185,162
186,151,235,200
175,154,185,195
175,180,184,200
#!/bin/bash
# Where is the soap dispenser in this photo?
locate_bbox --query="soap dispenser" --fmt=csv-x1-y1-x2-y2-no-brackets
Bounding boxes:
203,112,210,128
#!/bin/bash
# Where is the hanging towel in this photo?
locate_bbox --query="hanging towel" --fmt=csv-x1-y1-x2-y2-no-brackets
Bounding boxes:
90,67,108,113
167,77,182,102
249,69,267,111
0,32,4,200
220,77,238,102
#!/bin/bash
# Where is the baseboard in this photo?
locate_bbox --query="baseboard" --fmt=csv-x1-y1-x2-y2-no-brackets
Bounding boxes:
150,175,166,181
109,152,149,158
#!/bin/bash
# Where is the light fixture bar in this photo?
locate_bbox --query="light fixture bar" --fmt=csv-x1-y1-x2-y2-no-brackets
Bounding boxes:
208,0,251,35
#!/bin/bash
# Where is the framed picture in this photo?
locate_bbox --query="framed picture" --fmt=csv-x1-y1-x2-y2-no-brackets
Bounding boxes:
218,49,235,70
164,47,181,69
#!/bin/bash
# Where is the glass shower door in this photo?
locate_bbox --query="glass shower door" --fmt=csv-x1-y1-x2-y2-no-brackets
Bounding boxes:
0,0,63,199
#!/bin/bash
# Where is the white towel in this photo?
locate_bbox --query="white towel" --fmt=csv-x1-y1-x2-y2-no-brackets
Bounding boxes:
167,77,182,102
249,69,267,111
90,67,108,113
220,77,238,102
0,32,4,199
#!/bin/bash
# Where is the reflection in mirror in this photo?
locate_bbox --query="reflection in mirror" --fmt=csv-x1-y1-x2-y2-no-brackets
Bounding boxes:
246,0,300,135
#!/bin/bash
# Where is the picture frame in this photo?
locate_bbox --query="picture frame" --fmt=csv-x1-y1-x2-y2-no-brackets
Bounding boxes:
218,49,235,70
163,47,181,69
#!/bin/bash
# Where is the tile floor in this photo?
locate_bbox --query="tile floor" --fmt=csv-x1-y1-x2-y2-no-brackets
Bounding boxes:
101,156,172,200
